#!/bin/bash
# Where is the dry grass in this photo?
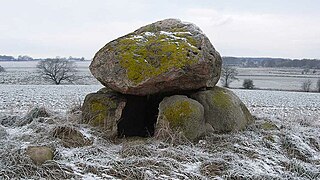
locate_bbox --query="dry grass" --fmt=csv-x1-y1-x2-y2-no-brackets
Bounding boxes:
0,105,319,179
200,159,229,178
66,99,83,123
104,157,204,179
283,159,320,179
52,126,93,148
154,120,192,145
120,143,154,158
0,147,75,179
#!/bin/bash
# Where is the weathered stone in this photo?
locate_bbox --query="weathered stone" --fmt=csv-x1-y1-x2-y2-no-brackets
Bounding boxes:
52,126,92,148
156,95,206,141
81,89,126,137
26,146,54,165
191,86,254,132
90,18,222,95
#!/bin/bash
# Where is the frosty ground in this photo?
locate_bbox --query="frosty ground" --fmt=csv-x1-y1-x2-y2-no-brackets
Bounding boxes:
0,84,319,179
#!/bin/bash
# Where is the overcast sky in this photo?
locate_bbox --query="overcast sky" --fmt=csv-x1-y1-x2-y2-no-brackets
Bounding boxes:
1,0,319,59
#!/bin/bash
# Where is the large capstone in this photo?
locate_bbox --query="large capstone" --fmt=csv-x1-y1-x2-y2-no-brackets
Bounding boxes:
90,18,222,95
81,88,162,138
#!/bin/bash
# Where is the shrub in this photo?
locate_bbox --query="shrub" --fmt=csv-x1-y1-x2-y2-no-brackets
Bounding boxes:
243,79,254,89
301,79,312,92
0,65,5,72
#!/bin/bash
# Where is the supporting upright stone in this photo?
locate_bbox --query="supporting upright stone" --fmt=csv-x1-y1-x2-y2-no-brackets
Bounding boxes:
191,87,254,132
81,88,126,137
156,95,206,141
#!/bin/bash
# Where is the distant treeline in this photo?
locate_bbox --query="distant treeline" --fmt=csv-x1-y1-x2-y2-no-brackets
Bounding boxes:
223,57,320,69
0,55,87,61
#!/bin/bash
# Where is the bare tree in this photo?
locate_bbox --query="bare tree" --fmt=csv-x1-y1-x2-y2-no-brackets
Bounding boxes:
220,65,238,88
301,79,312,92
302,68,310,75
317,79,320,92
36,58,77,85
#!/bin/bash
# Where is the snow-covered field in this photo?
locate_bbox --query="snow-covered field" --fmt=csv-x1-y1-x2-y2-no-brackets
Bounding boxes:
0,61,319,179
1,84,319,120
229,67,320,91
0,84,319,179
235,89,320,123
0,61,99,85
0,85,102,115
1,61,319,91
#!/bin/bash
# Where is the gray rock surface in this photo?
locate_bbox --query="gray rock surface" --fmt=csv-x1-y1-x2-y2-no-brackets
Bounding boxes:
191,86,254,132
52,126,93,148
156,95,206,141
26,146,54,165
81,89,126,137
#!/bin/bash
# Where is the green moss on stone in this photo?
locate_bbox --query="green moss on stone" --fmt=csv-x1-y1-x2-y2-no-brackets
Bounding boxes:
89,99,116,127
116,29,200,84
171,27,187,32
261,122,278,130
90,101,105,126
211,89,232,109
143,24,160,32
163,100,194,128
240,102,254,123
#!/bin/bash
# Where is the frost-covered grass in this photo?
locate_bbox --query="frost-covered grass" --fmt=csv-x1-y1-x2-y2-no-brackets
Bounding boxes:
0,87,319,179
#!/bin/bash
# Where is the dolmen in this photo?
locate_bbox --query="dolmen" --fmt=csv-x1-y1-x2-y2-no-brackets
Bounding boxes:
82,19,254,141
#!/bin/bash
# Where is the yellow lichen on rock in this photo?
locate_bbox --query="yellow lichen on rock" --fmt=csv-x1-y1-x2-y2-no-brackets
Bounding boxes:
191,86,254,132
89,101,108,127
211,88,232,109
157,95,205,141
90,18,222,95
81,91,126,137
117,30,200,84
163,100,193,128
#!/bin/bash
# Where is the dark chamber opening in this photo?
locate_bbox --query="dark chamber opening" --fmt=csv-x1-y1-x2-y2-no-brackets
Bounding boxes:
117,94,163,137
117,89,202,138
